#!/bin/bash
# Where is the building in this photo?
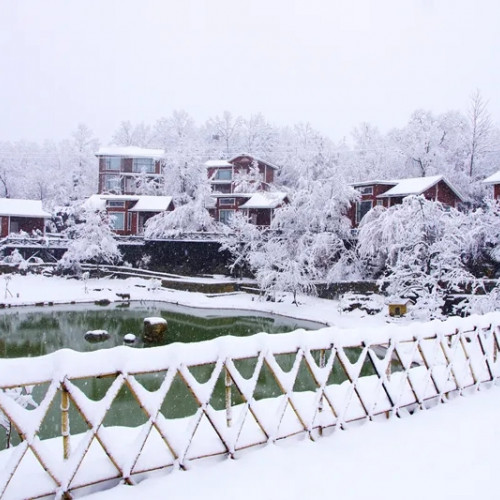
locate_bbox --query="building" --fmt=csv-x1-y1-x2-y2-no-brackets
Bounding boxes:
85,194,174,236
483,170,500,200
0,199,50,237
96,147,165,195
348,175,464,227
205,153,286,226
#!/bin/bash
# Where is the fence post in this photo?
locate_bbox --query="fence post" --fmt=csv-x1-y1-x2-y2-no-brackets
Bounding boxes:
225,363,232,428
318,349,325,436
61,383,70,460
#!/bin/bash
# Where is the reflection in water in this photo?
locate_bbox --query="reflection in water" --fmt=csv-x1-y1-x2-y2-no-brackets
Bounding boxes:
0,301,322,358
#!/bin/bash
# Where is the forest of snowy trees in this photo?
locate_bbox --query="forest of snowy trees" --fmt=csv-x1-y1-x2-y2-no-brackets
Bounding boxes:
0,92,498,209
1,93,500,318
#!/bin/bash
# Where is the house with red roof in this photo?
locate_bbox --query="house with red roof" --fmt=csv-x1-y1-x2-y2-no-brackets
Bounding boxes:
348,175,464,227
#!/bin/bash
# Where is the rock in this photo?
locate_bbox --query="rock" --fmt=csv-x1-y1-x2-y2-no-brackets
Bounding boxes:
84,330,110,343
94,299,111,306
123,333,136,344
143,317,167,343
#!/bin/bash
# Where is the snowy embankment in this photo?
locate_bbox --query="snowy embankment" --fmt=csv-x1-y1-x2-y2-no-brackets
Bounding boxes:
0,273,386,329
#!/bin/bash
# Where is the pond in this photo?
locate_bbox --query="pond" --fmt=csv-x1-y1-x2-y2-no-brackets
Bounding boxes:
0,301,322,358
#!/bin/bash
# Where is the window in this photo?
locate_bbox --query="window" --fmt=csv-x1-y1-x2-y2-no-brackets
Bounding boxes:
127,213,133,231
104,175,122,192
356,186,373,195
356,200,372,223
376,199,384,206
214,169,232,181
110,212,125,230
219,209,234,224
219,198,235,206
104,157,121,170
107,200,125,208
212,184,232,194
132,158,155,173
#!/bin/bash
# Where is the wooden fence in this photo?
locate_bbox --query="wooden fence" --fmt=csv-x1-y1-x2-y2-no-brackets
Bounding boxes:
0,315,498,499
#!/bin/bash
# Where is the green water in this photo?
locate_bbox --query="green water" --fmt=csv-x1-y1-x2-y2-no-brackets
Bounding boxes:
0,301,321,358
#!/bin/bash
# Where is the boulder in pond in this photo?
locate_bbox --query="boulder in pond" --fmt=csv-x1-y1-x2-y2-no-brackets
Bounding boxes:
84,330,110,343
143,317,167,343
123,333,136,344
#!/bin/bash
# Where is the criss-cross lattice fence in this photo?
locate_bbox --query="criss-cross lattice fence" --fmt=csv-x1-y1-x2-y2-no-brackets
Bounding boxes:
0,314,499,499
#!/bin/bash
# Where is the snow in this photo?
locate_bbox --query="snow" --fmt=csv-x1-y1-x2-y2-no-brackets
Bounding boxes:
96,147,164,159
228,154,280,170
128,196,173,212
483,169,500,184
0,199,50,218
81,383,500,500
377,175,464,201
239,192,288,209
144,317,167,325
84,195,173,213
205,160,233,168
379,175,443,197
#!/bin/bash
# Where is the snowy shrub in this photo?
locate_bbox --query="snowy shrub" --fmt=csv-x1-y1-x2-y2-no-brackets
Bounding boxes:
145,184,223,239
1,249,27,270
58,208,121,274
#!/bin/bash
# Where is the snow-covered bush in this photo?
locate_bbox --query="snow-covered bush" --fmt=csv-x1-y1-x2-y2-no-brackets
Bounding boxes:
144,185,223,239
58,208,121,274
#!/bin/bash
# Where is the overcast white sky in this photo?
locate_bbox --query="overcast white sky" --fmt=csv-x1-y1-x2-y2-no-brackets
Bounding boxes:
1,0,499,144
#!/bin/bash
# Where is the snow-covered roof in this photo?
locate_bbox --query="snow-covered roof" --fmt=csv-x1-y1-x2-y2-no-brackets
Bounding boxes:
128,196,173,212
0,199,50,218
229,153,280,170
239,192,288,209
205,160,233,168
377,175,464,201
483,170,500,185
205,154,280,170
351,180,398,188
96,146,164,159
84,194,137,211
84,194,173,213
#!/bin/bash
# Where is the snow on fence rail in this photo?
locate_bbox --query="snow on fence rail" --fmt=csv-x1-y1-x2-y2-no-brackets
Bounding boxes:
0,313,499,499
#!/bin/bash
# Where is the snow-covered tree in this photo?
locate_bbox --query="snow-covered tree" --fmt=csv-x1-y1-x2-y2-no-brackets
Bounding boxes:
205,111,243,157
222,166,357,304
240,113,277,157
59,207,121,274
144,183,222,239
467,90,494,179
356,196,477,318
112,121,152,147
233,160,264,193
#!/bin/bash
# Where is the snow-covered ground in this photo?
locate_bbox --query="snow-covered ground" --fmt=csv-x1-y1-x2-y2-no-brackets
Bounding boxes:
0,273,389,329
1,273,499,500
84,384,500,500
